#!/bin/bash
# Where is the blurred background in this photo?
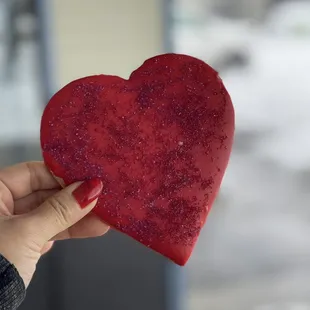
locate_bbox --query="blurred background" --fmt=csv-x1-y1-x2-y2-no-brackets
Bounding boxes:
1,0,310,309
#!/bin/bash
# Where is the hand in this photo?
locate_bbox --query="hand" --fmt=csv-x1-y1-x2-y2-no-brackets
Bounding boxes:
0,162,109,287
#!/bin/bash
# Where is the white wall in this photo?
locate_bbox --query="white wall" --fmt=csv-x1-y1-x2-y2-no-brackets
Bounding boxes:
50,0,164,86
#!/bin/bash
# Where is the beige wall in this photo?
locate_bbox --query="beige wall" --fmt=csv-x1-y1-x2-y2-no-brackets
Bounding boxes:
50,0,164,86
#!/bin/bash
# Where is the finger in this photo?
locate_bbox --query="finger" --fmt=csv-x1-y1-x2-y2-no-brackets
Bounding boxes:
41,241,54,255
0,161,60,200
23,179,103,244
52,214,110,240
14,189,60,215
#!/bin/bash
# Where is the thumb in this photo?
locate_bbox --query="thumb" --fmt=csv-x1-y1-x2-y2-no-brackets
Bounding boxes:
27,178,103,243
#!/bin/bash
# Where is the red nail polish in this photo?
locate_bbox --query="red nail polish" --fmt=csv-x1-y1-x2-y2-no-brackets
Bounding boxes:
73,178,103,209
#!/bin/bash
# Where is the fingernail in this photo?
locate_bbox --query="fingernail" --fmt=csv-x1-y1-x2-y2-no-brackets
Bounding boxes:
72,178,103,209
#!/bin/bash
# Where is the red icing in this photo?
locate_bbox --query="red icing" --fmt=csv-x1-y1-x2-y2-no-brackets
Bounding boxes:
40,53,235,265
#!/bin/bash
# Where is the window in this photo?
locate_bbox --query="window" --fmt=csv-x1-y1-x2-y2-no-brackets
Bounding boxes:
171,0,310,309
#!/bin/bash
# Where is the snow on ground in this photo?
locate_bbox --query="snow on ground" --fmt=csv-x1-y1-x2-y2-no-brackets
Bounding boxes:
224,35,310,171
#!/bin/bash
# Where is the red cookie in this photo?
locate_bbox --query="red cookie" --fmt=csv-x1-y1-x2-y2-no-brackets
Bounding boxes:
40,53,234,265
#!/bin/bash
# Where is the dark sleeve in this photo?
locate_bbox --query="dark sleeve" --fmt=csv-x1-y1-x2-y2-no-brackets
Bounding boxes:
0,254,26,310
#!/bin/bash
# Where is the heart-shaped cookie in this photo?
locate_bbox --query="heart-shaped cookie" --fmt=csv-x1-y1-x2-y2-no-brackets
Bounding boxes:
40,53,234,265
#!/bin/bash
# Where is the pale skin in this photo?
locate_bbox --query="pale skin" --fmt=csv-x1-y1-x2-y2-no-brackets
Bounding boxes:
0,161,109,287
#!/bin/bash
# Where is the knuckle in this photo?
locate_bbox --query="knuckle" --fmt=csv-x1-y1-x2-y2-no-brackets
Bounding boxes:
47,194,72,227
25,162,39,191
